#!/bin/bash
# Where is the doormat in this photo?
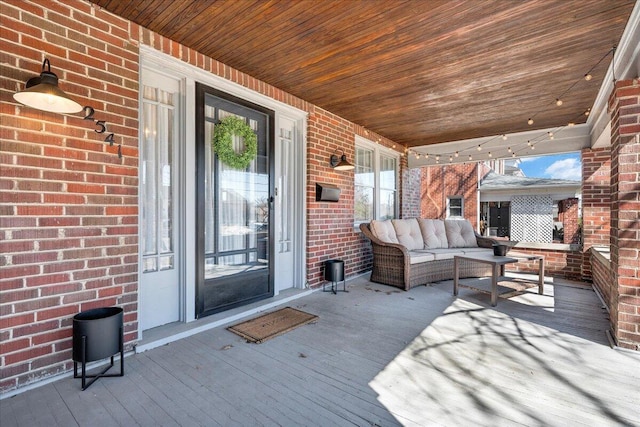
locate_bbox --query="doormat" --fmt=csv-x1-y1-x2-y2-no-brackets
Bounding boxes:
227,307,318,343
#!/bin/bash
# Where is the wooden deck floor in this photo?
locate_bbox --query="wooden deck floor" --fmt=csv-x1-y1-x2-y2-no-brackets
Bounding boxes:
2,275,639,426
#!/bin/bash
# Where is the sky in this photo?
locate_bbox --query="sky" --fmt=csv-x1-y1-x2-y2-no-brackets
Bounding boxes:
516,152,582,181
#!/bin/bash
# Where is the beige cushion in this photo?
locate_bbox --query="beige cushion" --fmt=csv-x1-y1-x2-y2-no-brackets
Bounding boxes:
420,248,462,260
370,220,399,244
445,219,478,248
392,218,424,250
408,251,435,264
418,218,448,249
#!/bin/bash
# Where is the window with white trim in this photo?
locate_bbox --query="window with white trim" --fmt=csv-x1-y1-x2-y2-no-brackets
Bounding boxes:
354,137,398,225
447,196,464,218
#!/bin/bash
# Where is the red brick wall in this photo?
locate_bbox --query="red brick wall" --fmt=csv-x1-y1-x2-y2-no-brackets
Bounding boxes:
581,147,611,279
305,112,401,286
1,1,140,391
608,78,640,350
504,247,583,282
591,250,614,310
420,163,479,229
559,198,579,244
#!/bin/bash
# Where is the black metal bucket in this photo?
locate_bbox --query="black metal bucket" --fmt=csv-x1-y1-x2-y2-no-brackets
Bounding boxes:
73,306,124,390
324,259,346,294
493,244,508,256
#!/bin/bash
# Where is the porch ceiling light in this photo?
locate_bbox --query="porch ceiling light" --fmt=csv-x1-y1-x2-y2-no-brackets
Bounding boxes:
330,150,355,171
13,58,83,114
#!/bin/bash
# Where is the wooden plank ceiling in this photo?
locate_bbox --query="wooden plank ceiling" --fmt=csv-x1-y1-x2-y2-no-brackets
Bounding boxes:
91,0,634,148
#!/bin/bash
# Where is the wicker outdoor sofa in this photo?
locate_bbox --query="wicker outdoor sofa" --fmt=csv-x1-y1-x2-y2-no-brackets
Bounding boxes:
360,218,499,290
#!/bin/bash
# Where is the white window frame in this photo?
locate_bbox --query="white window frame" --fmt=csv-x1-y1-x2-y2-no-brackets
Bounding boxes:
447,196,464,218
354,135,399,227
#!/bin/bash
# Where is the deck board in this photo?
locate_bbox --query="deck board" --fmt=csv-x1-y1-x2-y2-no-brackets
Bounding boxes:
2,275,639,427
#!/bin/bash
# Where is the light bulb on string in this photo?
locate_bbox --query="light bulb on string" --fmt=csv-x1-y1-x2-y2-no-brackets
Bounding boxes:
568,122,575,127
468,154,472,161
556,98,563,106
584,73,592,81
528,118,534,125
477,145,482,151
435,155,440,162
507,146,512,153
425,153,429,159
454,151,459,158
502,135,507,140
488,152,492,158
585,108,591,116
449,156,453,163
527,140,532,147
548,132,554,140
531,144,535,150
512,152,516,157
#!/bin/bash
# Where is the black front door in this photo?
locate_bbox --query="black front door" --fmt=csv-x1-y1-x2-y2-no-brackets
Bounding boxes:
195,83,275,318
489,202,511,238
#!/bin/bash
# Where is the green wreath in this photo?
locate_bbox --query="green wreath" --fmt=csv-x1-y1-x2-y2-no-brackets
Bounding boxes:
212,116,258,169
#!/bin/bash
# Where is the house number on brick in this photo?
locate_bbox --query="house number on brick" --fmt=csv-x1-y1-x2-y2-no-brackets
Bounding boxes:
83,106,122,159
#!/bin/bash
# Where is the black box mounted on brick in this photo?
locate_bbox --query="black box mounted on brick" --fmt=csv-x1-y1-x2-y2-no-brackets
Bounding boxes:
316,183,340,202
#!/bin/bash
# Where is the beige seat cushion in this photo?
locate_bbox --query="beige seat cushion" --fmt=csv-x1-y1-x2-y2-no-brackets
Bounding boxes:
444,219,478,248
392,218,424,250
408,251,435,264
418,218,448,248
370,220,399,244
420,248,463,260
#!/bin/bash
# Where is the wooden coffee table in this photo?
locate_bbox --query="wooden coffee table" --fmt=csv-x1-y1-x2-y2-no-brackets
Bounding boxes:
453,251,544,306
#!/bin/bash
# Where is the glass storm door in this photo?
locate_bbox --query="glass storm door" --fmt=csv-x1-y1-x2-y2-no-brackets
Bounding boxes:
140,79,180,330
195,84,274,318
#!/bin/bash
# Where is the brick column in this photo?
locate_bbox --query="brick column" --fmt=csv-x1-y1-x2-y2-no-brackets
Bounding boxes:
559,198,579,244
608,78,640,350
581,147,611,279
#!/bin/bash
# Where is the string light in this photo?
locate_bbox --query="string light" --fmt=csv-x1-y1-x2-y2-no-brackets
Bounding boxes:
410,44,611,167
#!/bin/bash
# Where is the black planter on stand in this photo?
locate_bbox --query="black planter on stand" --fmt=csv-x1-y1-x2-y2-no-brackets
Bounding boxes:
73,306,124,390
324,259,347,294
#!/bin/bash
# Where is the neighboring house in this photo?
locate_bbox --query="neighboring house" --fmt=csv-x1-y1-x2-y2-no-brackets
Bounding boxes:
478,169,581,244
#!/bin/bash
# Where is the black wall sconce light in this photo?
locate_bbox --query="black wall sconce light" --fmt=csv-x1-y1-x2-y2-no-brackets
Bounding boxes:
13,58,83,114
329,150,355,171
